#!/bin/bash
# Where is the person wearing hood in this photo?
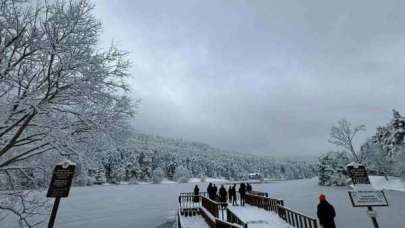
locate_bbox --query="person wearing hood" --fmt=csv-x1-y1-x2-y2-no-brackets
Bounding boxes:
317,194,336,228
193,185,200,202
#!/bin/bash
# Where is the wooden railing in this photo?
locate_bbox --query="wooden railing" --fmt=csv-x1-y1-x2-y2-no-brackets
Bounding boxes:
226,207,247,228
178,192,207,209
277,205,318,228
200,206,242,228
245,193,284,212
201,196,221,218
249,191,268,197
245,192,318,228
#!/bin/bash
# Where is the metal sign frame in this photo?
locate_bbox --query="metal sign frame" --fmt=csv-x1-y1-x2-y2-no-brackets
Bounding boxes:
348,191,389,207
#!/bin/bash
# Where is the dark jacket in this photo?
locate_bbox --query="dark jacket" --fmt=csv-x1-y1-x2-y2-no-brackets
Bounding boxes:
194,185,199,195
213,185,218,198
193,185,199,202
219,186,227,203
317,201,336,228
247,183,252,192
239,183,246,195
207,184,213,199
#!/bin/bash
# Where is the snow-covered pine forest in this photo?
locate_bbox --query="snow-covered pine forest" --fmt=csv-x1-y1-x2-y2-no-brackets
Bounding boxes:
86,132,317,184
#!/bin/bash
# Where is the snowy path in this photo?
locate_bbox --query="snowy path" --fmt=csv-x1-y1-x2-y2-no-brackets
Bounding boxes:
228,206,293,228
180,215,210,228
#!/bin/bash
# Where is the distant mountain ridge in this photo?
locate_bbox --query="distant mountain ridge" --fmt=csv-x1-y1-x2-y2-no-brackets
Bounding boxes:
117,131,317,181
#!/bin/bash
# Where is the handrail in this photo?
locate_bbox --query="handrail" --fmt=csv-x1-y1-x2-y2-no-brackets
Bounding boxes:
245,193,284,212
249,191,268,197
179,194,201,211
201,196,220,218
226,207,248,228
277,204,318,228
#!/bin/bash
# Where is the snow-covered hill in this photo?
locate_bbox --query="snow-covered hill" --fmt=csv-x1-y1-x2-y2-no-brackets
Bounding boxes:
85,132,317,184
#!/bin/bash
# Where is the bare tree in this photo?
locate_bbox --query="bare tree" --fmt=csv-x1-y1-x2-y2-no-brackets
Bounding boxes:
329,119,365,163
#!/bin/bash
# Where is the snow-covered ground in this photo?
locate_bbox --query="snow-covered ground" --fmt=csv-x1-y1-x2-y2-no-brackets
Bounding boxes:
369,176,405,192
179,214,210,228
3,178,405,228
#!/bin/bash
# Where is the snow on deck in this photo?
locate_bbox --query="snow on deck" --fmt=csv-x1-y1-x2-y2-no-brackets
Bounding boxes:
228,206,293,228
180,215,210,228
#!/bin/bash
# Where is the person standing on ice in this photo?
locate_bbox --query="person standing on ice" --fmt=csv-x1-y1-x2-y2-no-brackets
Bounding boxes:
317,194,336,228
231,184,238,206
193,185,199,202
239,183,246,206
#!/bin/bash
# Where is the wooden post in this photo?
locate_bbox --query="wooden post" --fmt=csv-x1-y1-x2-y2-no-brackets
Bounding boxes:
48,198,61,228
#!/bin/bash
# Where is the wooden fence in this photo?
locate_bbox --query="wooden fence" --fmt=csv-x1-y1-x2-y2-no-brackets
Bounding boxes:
245,193,318,228
245,193,284,212
249,191,268,197
201,196,224,218
277,205,318,228
226,207,247,228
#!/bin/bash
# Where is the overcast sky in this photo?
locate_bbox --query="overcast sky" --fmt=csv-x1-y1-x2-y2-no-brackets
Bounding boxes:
95,0,405,157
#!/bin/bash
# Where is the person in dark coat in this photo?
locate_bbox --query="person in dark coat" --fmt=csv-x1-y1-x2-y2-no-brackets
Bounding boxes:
213,184,218,201
207,183,213,200
219,185,227,208
246,183,252,192
231,184,238,206
317,194,336,228
228,186,232,203
239,183,246,206
193,185,199,202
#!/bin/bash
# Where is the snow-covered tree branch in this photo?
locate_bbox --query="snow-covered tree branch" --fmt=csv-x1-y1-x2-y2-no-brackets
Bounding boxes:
0,0,135,226
329,119,365,162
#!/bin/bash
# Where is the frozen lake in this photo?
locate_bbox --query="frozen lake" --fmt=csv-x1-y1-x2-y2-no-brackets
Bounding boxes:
3,178,405,228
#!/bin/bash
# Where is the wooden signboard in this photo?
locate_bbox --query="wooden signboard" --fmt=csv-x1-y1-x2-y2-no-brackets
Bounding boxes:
47,161,76,228
47,163,75,198
347,164,370,185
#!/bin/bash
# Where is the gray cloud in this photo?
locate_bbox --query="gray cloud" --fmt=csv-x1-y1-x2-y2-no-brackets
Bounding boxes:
94,0,405,157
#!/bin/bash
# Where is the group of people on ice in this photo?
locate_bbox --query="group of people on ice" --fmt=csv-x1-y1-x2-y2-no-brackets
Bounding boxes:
193,182,253,207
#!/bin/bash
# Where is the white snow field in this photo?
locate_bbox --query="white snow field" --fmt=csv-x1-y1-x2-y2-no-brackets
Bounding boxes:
3,178,405,228
369,176,405,192
227,205,293,228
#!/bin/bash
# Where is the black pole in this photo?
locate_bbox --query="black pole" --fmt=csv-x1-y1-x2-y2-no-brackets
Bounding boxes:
48,197,61,228
367,206,379,228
